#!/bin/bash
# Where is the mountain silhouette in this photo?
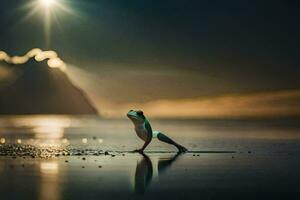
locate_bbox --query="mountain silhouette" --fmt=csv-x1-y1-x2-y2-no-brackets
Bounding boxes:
0,59,98,115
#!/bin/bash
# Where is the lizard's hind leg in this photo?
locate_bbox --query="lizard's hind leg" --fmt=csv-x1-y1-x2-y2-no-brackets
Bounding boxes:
155,131,188,153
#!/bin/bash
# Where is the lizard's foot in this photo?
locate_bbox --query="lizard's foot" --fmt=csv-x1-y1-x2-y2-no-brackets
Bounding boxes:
133,149,144,154
176,145,188,153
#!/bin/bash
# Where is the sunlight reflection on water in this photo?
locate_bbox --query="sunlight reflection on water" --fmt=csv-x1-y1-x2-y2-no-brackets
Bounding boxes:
0,115,299,153
39,161,61,200
40,162,59,175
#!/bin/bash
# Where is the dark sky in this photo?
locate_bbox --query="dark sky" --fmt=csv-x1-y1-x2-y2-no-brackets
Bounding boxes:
1,0,300,103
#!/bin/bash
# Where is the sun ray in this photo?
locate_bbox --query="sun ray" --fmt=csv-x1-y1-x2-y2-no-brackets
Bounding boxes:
16,0,78,47
15,6,40,25
55,3,77,16
50,11,63,32
44,9,51,47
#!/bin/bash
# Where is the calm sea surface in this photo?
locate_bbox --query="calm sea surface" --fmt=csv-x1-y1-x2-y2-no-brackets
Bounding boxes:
0,116,299,153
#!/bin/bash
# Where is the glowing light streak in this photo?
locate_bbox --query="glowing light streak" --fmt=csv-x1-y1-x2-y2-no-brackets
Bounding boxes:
0,49,67,71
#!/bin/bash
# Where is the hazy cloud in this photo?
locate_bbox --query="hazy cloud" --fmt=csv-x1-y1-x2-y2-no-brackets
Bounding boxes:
0,49,66,70
99,90,300,119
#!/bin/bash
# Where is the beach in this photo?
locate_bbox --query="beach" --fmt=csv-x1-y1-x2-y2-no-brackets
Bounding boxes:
0,116,299,200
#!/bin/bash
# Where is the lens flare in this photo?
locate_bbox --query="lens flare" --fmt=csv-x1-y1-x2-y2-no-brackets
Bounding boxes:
82,138,88,144
62,138,69,144
0,138,5,144
98,139,103,144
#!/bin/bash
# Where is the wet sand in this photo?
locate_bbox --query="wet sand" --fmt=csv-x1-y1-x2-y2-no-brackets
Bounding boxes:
0,116,300,199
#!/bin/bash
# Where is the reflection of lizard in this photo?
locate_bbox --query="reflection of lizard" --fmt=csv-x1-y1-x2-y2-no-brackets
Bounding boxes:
134,153,153,194
134,153,182,194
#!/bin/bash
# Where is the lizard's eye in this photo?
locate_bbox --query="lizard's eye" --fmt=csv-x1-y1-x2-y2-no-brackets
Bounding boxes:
137,110,143,115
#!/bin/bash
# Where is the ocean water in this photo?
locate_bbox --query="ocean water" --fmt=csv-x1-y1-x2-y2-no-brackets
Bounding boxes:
0,115,299,153
0,116,299,200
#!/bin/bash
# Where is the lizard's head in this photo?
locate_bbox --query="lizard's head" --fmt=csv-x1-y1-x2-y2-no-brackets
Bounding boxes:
127,110,146,125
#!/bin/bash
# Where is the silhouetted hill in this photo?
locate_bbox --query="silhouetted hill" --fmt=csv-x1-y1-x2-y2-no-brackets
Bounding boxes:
0,59,98,115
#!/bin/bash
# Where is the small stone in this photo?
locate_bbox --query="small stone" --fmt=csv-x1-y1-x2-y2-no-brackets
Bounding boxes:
82,166,85,168
82,157,86,160
65,160,69,163
104,151,109,155
98,165,102,168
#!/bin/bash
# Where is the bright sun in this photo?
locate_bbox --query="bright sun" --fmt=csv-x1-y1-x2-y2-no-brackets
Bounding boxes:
21,0,75,46
40,0,55,8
